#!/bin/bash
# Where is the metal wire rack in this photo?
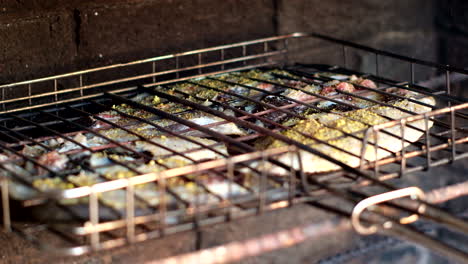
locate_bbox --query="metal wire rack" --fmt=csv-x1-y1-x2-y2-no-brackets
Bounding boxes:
0,33,468,262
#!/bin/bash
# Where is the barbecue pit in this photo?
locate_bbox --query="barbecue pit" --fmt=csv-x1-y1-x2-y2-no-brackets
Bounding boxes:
0,30,467,263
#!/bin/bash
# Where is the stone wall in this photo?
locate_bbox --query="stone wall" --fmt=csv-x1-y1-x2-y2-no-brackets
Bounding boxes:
1,0,438,84
0,0,275,83
277,0,437,81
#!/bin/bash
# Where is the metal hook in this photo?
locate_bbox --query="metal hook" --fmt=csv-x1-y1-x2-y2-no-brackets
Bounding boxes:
351,187,426,235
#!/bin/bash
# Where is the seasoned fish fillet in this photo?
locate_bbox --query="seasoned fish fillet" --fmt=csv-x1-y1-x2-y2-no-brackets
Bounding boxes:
68,170,174,209
2,67,438,214
93,91,246,137
252,96,436,175
135,136,228,161
95,109,246,138
161,110,246,137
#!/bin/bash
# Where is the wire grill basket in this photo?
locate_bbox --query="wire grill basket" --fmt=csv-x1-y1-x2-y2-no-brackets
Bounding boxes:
0,33,467,261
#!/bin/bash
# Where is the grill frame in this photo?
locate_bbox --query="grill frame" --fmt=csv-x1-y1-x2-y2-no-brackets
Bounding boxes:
0,32,468,260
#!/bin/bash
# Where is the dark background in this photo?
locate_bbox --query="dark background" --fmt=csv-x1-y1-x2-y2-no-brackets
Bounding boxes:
2,0,464,84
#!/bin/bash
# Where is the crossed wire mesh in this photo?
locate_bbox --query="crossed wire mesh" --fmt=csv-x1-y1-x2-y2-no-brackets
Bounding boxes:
0,33,467,258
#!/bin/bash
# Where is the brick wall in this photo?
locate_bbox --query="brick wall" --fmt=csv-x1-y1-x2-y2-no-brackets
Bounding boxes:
0,0,437,84
278,0,437,81
0,0,275,83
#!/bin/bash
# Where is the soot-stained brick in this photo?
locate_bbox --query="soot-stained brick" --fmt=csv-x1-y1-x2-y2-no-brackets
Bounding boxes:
76,0,275,68
0,12,76,84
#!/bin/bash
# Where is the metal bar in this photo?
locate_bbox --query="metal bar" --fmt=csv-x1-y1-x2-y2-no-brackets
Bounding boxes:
91,95,288,196
286,68,461,131
352,185,468,237
0,34,301,89
138,88,432,212
316,197,468,264
288,147,296,206
198,53,202,75
220,49,225,70
136,87,377,181
446,70,451,99
175,56,180,79
84,93,370,218
155,179,468,264
424,114,432,169
158,171,167,237
351,194,468,264
150,218,350,264
1,178,11,231
144,63,273,88
426,180,468,204
188,79,306,120
0,135,59,177
384,224,468,264
68,105,225,160
28,84,32,106
0,44,462,260
171,82,375,163
306,32,468,75
226,158,234,221
242,45,247,66
79,74,84,97
288,68,438,110
0,63,275,115
451,108,457,162
0,52,283,109
126,181,136,243
246,72,425,148
0,131,126,222
40,109,197,208
286,68,468,138
356,139,468,184
105,91,256,153
259,153,267,214
81,102,265,204
25,197,307,256
373,128,380,177
294,63,467,104
68,86,468,208
399,120,406,177
1,87,5,111
54,79,58,102
86,101,228,159
152,61,156,83
89,189,100,249
48,146,290,200
0,116,157,219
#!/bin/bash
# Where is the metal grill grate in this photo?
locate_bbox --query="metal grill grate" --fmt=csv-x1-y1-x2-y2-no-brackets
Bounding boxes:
0,33,468,261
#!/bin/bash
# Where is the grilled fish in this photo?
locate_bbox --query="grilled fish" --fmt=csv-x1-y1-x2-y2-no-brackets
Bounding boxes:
251,96,436,175
134,136,228,161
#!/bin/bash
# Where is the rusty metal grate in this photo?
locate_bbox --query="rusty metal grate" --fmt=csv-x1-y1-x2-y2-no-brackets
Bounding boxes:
0,33,468,261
